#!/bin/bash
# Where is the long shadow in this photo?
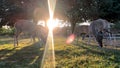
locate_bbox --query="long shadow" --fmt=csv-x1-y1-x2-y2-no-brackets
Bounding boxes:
55,49,71,59
77,42,120,64
0,48,15,59
0,39,13,45
0,42,44,68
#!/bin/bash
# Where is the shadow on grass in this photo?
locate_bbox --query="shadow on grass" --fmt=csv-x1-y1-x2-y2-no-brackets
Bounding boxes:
0,42,44,68
55,40,120,67
77,42,120,64
0,39,13,45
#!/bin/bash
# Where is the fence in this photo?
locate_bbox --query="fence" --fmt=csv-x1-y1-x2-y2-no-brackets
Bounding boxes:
105,34,120,46
112,34,120,39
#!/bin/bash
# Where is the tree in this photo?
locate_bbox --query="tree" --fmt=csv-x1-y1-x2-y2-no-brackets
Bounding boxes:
0,0,49,27
58,0,120,32
98,0,120,22
62,0,100,33
0,0,120,29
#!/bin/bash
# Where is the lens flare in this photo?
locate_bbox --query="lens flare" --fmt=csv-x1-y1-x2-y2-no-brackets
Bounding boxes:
41,0,56,68
47,19,58,31
66,34,75,44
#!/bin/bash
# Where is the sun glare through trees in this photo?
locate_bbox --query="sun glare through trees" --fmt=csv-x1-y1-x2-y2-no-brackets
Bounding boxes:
41,0,56,68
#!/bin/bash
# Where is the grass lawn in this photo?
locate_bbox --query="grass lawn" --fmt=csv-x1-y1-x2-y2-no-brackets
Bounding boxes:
0,35,120,68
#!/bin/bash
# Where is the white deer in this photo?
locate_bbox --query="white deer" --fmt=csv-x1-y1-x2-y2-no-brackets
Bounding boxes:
14,19,47,47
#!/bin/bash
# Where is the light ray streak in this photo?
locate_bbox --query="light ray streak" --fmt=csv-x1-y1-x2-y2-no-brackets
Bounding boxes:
41,0,56,68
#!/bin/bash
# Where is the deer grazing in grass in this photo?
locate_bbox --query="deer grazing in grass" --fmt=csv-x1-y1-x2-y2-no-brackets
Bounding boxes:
88,19,112,47
14,19,47,47
74,25,89,40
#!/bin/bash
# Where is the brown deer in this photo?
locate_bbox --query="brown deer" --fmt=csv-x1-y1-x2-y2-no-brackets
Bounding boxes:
88,19,111,47
14,19,47,47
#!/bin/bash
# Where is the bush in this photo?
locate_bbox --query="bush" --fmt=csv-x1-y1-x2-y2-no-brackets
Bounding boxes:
0,27,15,36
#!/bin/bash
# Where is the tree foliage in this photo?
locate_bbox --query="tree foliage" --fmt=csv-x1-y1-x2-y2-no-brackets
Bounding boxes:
0,0,120,30
62,0,120,32
97,0,120,22
0,0,48,27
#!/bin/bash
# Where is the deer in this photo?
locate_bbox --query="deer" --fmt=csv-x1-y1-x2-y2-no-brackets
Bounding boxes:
74,25,89,40
14,19,47,47
88,19,112,47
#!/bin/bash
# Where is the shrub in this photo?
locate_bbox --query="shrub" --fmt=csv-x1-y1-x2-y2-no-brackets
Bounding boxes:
0,27,15,36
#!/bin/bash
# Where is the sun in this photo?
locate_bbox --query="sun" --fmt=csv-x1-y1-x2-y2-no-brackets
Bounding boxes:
47,19,58,31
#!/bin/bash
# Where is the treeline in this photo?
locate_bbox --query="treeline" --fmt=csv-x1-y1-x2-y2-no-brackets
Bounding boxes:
0,0,120,29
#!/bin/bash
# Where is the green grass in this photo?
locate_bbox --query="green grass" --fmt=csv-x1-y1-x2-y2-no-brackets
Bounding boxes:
0,36,120,68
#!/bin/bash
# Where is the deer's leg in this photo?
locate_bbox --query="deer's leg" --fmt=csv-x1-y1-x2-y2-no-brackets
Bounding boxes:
14,29,21,47
33,36,36,43
30,36,33,42
41,37,45,45
36,33,42,45
14,32,17,47
42,37,47,45
16,35,19,46
96,31,103,47
14,33,19,47
108,33,112,45
82,35,84,40
81,33,86,40
30,33,35,43
88,34,91,45
96,37,103,47
40,35,47,46
14,35,16,47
